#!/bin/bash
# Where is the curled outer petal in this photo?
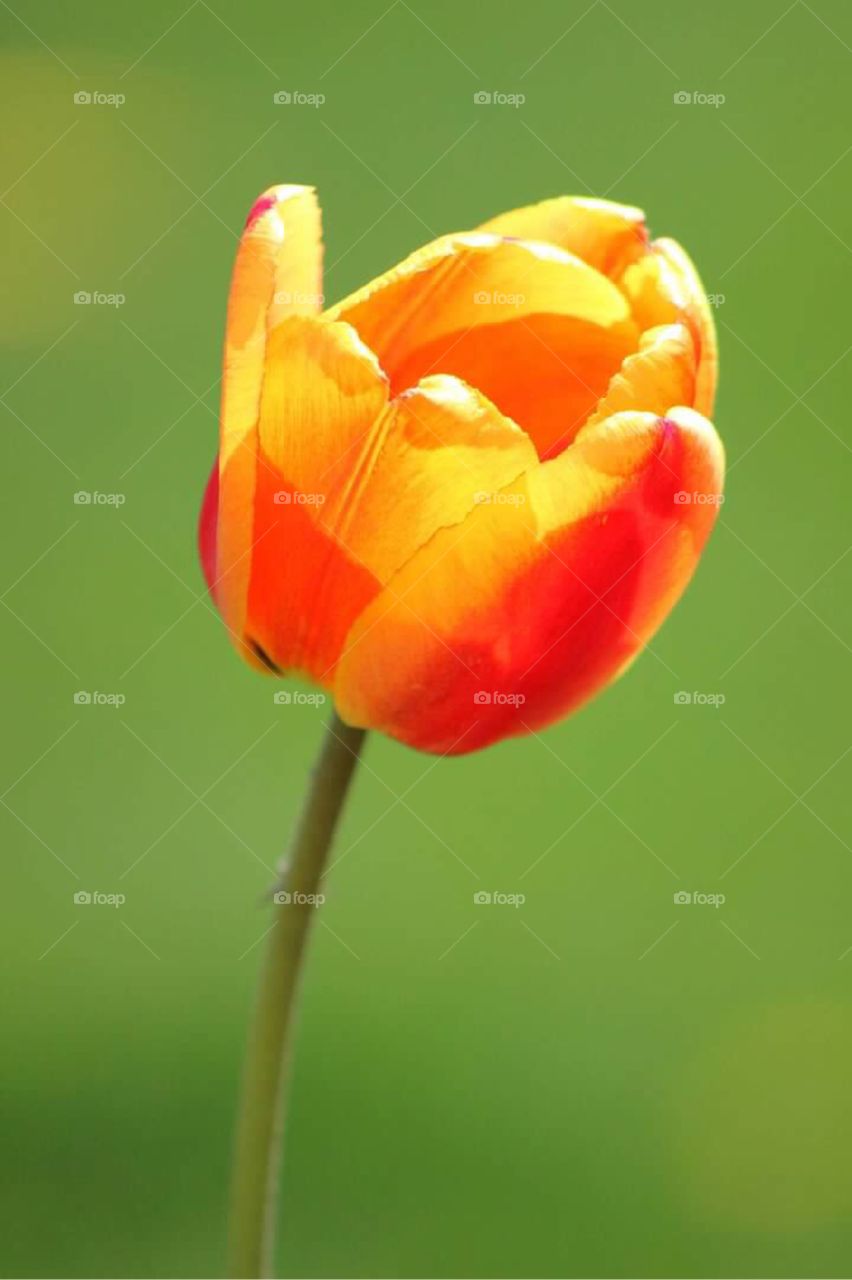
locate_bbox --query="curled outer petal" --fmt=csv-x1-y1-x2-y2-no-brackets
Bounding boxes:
215,185,323,660
334,408,724,755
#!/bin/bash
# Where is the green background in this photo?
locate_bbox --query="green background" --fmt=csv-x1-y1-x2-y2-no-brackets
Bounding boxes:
2,0,851,1275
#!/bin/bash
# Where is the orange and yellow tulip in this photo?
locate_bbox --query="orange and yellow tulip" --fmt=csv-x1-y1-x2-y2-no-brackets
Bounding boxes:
199,185,723,755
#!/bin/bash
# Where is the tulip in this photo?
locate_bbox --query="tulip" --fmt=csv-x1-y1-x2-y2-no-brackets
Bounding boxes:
199,185,723,756
208,186,724,1278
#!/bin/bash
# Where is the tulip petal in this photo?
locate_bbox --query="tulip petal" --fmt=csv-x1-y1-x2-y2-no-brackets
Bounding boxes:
326,373,538,583
233,315,389,676
329,233,631,355
478,195,649,278
328,233,638,460
619,239,717,416
231,316,538,681
334,408,724,754
584,323,696,427
216,185,323,648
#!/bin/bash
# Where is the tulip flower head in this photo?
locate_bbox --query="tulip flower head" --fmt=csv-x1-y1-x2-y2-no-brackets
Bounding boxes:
199,186,723,754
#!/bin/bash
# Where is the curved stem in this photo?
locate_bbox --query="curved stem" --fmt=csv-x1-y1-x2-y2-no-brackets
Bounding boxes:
227,711,366,1279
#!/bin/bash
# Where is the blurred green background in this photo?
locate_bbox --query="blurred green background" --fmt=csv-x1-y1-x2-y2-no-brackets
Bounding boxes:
2,0,851,1276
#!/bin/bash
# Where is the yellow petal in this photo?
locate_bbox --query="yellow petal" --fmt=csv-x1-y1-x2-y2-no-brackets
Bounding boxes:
478,195,649,277
222,185,323,466
583,323,696,428
619,238,717,416
327,373,538,583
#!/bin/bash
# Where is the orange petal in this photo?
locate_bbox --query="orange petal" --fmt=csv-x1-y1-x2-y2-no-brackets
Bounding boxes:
478,195,649,278
232,316,538,682
216,185,323,647
334,407,724,754
583,323,696,428
619,238,717,416
329,233,637,459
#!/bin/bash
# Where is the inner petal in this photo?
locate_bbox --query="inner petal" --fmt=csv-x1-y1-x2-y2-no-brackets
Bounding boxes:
617,239,717,416
478,195,649,279
329,233,638,461
388,312,635,461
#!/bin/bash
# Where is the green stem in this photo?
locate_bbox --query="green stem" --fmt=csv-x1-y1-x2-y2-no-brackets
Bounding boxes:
227,711,366,1279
